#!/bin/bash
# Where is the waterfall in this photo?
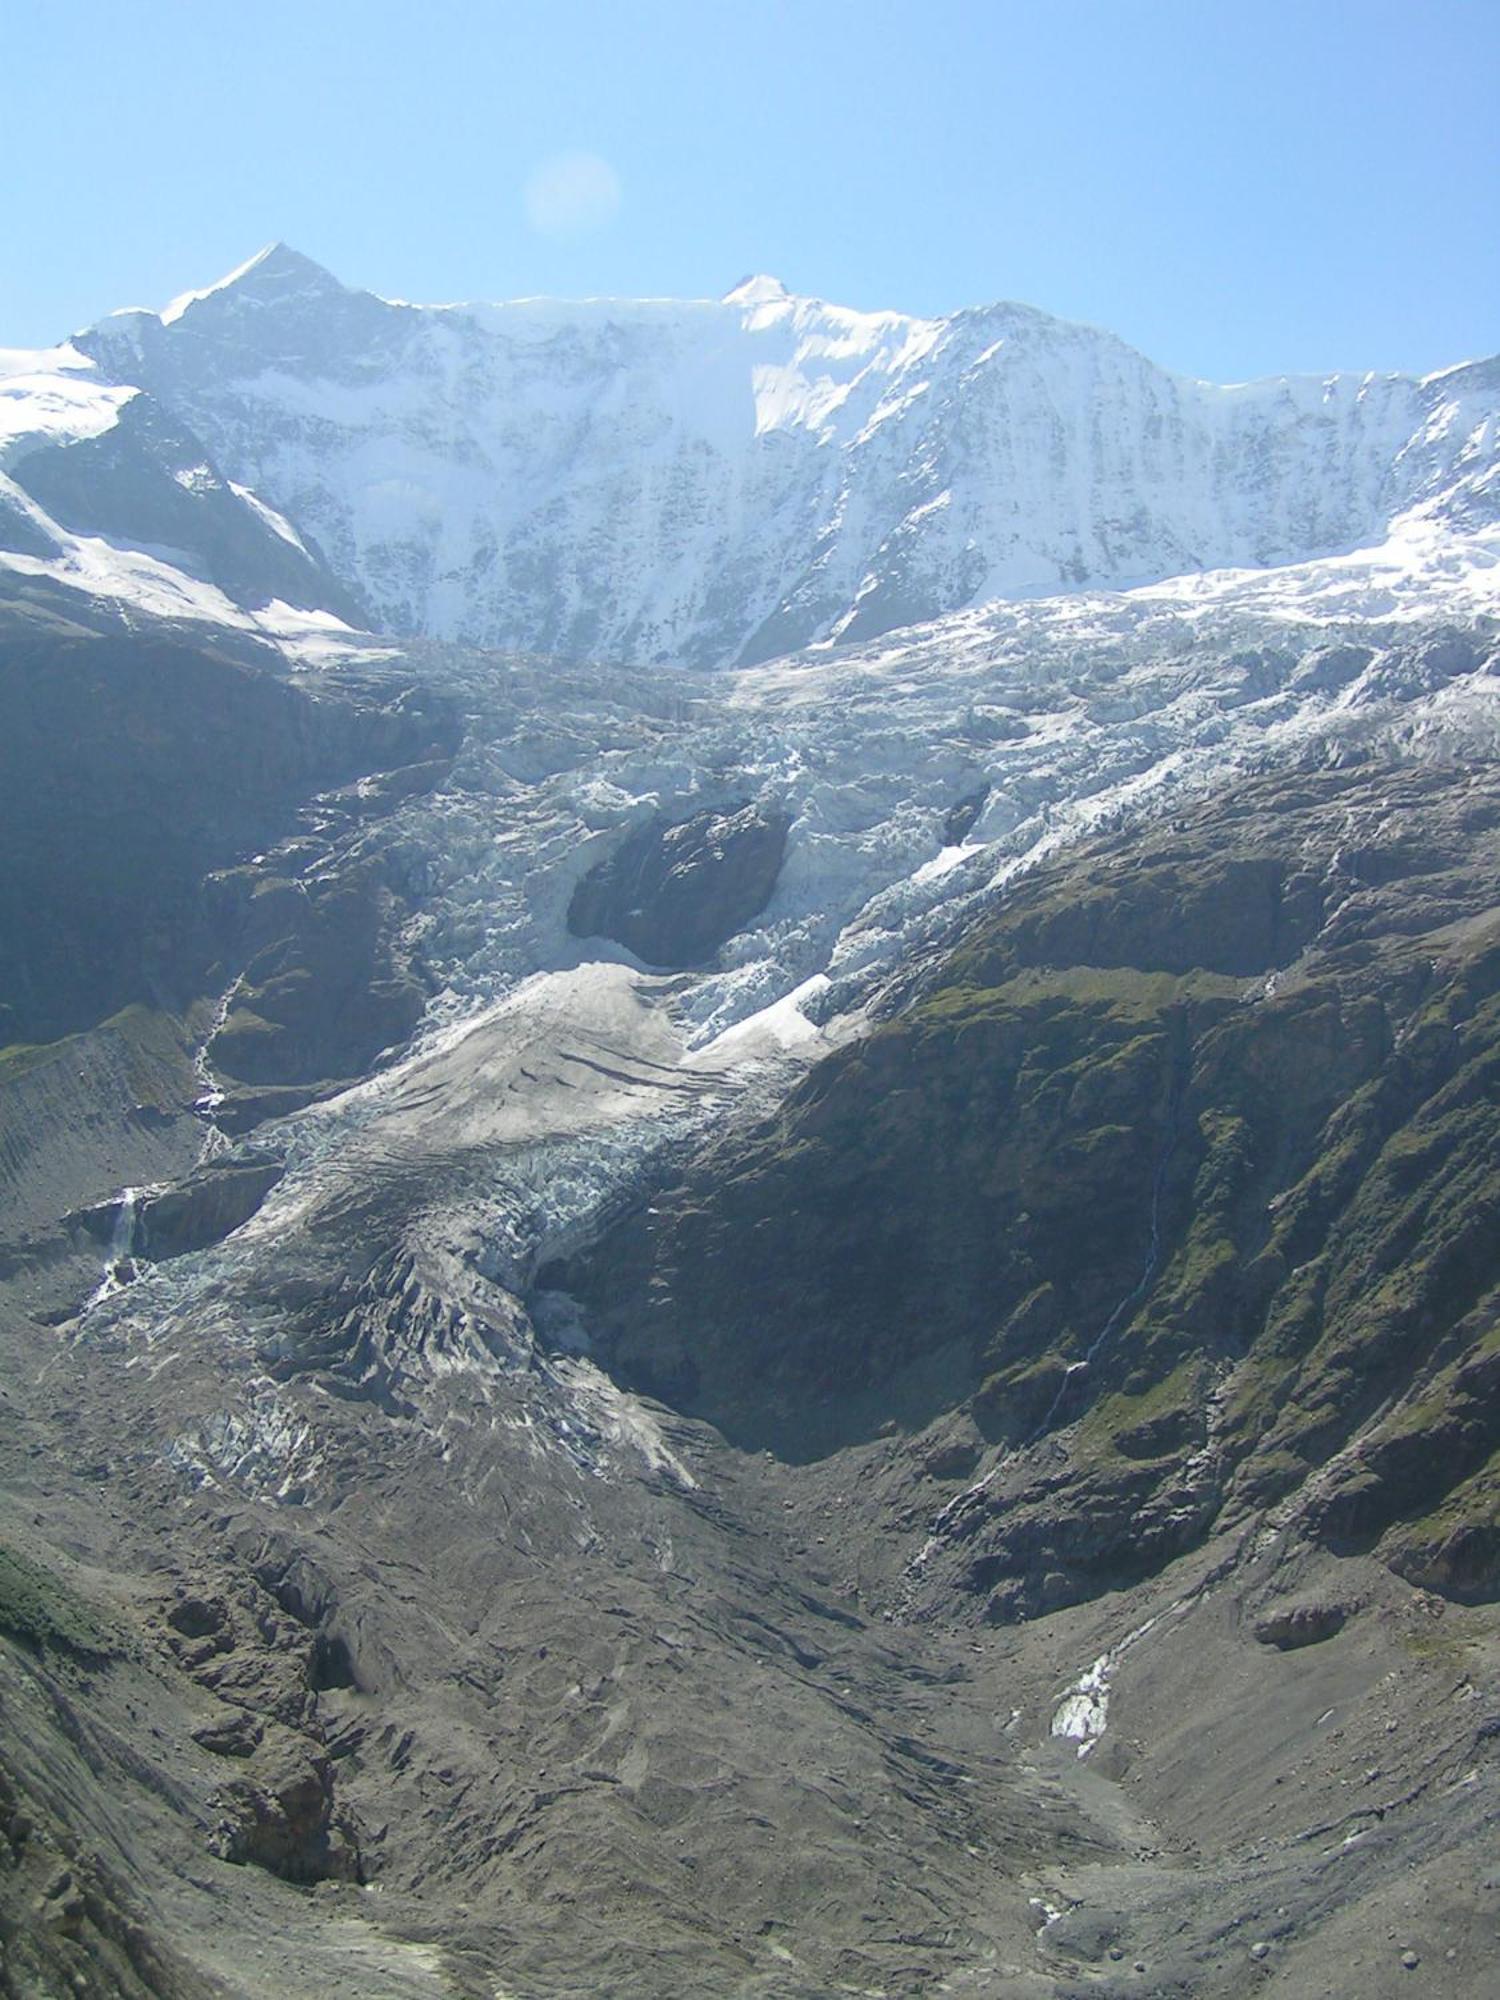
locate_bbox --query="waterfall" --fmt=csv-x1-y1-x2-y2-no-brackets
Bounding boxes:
86,1186,142,1309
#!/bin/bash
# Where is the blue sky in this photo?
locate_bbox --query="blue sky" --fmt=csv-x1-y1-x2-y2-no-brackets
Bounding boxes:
3,0,1496,380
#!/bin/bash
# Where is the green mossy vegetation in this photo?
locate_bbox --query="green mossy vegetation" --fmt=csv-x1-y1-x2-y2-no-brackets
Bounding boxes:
216,1007,281,1043
1071,1358,1203,1464
930,848,1500,1592
1396,1454,1500,1546
0,1542,117,1660
910,963,1239,1033
0,1039,48,1086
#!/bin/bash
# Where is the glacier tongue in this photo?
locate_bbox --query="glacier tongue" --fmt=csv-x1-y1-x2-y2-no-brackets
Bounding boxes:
94,595,1500,1451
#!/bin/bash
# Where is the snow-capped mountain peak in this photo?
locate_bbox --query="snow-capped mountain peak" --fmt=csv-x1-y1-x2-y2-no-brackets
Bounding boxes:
1,249,1496,666
156,240,348,325
723,273,793,306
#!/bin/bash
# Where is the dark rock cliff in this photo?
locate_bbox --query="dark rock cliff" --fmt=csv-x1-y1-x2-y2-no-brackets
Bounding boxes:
0,594,458,1053
567,800,790,967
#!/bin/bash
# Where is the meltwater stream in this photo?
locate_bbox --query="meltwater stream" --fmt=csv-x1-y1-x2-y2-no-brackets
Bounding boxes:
85,1185,144,1309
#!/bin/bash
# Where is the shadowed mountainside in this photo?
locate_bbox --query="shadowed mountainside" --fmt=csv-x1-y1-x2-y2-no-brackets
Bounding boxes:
559,762,1500,1622
0,594,456,1051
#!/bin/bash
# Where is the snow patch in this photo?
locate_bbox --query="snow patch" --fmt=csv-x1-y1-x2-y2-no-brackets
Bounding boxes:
1051,1614,1162,1756
0,527,369,663
0,341,96,380
0,371,134,458
229,480,311,552
1050,1653,1113,1753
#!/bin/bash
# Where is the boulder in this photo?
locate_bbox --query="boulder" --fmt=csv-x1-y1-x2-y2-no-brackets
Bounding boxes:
1253,1600,1352,1650
210,1750,360,1885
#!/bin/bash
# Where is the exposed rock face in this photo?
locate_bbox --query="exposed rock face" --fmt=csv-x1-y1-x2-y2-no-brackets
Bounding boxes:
0,1006,204,1245
942,784,989,845
205,855,428,1113
9,390,359,619
191,1710,263,1758
210,1750,361,1885
132,1159,284,1259
0,592,458,1047
1253,1600,1352,1649
73,1161,285,1268
566,800,790,967
0,1782,205,2000
560,763,1500,1614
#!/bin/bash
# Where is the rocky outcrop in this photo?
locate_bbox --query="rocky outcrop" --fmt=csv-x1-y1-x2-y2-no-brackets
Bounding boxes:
70,1159,284,1271
0,1763,206,2000
567,800,790,967
191,1711,263,1758
0,1006,203,1245
941,785,989,846
1252,1600,1353,1650
132,1158,284,1258
209,1748,361,1885
206,856,426,1109
0,592,458,1047
556,961,1197,1456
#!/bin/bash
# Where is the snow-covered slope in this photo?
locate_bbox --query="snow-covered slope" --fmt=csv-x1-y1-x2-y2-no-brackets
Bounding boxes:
0,336,362,636
46,244,1498,668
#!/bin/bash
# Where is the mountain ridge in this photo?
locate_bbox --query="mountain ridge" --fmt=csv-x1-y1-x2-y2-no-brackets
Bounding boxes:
13,245,1485,668
92,242,1500,390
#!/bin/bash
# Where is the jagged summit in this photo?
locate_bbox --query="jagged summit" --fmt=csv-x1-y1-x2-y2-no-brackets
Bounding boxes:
723,273,792,306
158,241,348,324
